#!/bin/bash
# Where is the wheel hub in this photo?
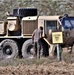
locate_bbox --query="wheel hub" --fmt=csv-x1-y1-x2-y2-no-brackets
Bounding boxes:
30,48,34,54
3,46,12,55
6,49,11,54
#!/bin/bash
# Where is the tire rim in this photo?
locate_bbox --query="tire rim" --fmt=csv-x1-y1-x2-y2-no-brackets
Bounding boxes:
3,45,13,56
27,45,34,54
26,45,34,58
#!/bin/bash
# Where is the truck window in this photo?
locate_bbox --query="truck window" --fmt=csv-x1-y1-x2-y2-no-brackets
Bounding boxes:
46,21,57,30
44,20,57,34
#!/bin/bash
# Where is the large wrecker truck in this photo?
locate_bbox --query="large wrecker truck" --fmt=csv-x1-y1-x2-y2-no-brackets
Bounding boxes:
0,8,74,59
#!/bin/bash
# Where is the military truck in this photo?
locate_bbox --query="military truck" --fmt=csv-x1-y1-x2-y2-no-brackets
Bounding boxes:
0,8,74,59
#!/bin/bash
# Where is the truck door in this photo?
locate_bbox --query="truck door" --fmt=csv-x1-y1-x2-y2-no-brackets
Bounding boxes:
44,20,57,44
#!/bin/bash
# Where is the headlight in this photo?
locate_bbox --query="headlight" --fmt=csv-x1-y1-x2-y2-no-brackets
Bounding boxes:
8,23,16,31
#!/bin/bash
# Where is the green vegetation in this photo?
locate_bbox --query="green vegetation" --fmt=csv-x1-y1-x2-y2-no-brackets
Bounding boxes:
0,0,74,20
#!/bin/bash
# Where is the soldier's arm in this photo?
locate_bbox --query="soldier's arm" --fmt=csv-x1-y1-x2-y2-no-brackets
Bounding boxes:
40,31,43,38
32,32,34,40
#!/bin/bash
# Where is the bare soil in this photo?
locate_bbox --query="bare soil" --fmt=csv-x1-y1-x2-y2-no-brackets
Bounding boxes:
0,49,74,75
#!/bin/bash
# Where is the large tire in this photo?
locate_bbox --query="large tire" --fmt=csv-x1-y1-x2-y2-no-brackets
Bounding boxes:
22,39,34,59
13,8,37,17
0,39,18,59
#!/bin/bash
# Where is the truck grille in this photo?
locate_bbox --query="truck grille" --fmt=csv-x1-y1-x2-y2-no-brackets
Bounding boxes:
22,21,37,35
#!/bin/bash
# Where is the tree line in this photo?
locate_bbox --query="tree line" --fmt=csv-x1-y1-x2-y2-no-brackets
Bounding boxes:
0,0,74,20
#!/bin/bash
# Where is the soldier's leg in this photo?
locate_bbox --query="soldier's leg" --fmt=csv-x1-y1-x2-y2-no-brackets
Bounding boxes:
37,42,41,59
40,44,43,56
34,42,37,58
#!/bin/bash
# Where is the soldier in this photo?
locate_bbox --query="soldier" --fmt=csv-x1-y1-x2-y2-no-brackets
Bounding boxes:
32,26,43,59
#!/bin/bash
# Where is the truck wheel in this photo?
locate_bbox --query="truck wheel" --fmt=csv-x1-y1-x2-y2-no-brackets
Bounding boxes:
22,39,34,59
0,39,18,59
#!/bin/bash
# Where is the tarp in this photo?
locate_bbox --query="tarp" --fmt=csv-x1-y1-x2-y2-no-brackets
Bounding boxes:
61,17,74,29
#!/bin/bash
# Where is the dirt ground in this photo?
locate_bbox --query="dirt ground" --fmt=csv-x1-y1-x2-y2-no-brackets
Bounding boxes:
0,61,74,75
0,49,74,75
